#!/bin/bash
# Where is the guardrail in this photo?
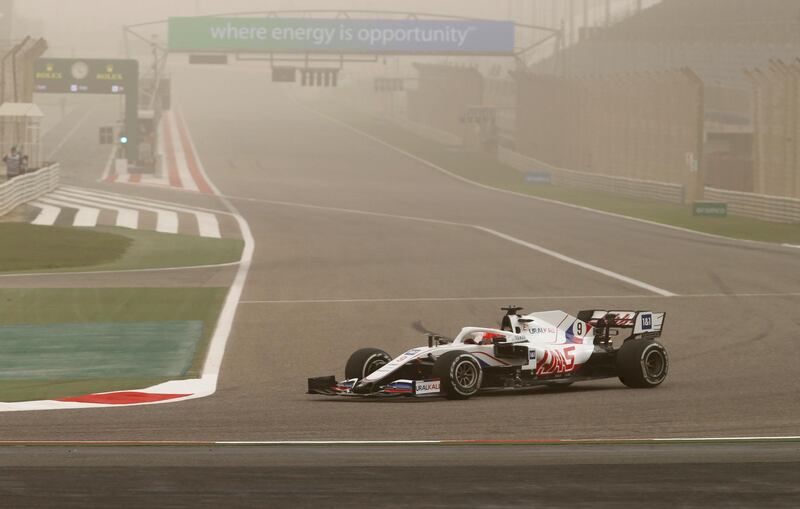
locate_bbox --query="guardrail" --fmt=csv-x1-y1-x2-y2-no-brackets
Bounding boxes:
704,187,800,224
0,163,60,216
499,148,685,204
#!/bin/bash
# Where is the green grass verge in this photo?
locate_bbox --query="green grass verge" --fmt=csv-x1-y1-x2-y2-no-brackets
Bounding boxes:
91,226,243,272
0,378,173,405
0,224,244,274
326,107,800,245
0,223,130,272
0,287,227,402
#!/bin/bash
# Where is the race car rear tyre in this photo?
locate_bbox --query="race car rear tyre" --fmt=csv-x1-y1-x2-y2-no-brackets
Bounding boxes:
433,350,483,400
617,339,668,388
345,348,392,380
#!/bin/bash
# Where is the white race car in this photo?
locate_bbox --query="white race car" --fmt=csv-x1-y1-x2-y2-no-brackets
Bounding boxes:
308,307,668,399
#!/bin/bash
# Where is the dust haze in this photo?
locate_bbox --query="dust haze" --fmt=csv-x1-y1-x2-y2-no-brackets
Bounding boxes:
0,1,799,506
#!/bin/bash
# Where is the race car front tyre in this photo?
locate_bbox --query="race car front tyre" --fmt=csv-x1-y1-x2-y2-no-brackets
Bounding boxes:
434,350,483,400
345,348,392,380
617,339,668,388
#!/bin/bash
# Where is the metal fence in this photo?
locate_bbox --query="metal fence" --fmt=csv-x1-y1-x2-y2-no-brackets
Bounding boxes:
0,163,59,216
747,60,800,199
0,37,48,104
704,186,800,223
512,68,704,203
0,37,48,170
499,147,685,204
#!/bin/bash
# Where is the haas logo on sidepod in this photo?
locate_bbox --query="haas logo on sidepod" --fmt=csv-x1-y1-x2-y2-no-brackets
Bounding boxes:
536,346,576,376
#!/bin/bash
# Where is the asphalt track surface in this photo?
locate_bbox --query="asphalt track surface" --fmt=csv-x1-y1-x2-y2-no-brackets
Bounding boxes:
0,443,796,508
2,67,799,504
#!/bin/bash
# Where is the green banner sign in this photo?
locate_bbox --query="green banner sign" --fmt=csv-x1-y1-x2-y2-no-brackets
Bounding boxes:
693,202,728,217
168,17,516,55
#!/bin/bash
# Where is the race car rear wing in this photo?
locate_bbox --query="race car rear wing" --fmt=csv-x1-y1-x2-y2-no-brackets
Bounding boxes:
577,310,666,340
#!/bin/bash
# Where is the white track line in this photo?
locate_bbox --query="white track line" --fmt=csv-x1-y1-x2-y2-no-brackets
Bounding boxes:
288,104,681,296
168,111,199,192
30,202,61,226
0,435,796,445
195,215,221,238
62,185,232,216
178,112,255,379
474,227,676,297
215,436,800,445
63,187,220,238
239,292,800,305
0,111,253,412
50,190,178,234
218,194,676,297
679,291,800,298
58,187,218,238
240,295,651,304
50,191,139,230
219,440,443,445
297,101,800,253
38,196,100,227
0,260,240,278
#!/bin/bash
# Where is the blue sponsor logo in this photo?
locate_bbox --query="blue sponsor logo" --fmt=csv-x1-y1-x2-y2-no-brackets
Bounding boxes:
641,314,652,330
524,171,552,184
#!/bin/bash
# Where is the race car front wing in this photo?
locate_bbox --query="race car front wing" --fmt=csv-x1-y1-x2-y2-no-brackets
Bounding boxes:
308,376,442,398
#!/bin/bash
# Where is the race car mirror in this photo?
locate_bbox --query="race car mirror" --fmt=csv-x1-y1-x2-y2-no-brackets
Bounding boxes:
428,335,450,347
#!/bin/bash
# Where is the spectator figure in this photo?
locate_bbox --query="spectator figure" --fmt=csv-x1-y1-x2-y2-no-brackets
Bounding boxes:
3,146,27,180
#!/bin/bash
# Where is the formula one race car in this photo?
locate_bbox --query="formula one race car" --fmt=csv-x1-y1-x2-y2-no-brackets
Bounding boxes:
308,307,668,399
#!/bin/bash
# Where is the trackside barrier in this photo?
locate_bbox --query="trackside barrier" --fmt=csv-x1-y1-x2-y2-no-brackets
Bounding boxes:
748,60,800,199
0,163,60,216
499,147,685,204
704,187,800,224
